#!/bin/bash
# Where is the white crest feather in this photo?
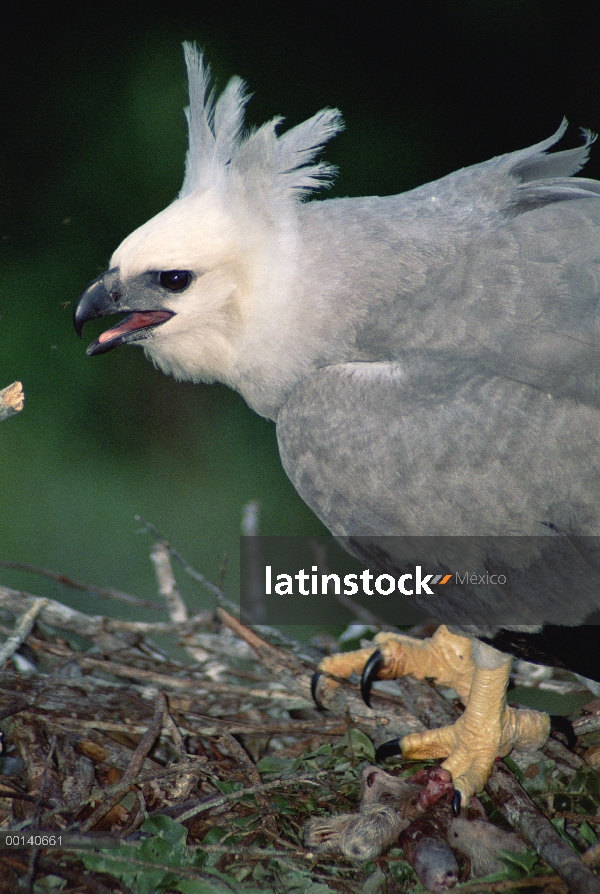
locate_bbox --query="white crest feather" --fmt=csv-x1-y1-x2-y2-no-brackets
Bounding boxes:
179,42,343,202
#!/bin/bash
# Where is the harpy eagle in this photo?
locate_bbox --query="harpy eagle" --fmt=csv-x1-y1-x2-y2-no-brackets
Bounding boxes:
74,45,600,806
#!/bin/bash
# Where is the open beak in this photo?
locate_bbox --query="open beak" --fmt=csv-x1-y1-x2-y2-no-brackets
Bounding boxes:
74,269,174,356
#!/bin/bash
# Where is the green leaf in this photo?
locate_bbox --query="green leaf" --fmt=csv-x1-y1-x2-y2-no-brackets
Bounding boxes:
578,822,599,846
502,756,524,782
497,848,539,873
256,755,303,774
201,826,228,845
551,817,580,851
215,779,244,794
338,728,376,761
142,814,189,848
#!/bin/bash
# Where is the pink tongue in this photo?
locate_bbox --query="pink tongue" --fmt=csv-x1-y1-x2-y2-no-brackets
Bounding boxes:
98,311,172,344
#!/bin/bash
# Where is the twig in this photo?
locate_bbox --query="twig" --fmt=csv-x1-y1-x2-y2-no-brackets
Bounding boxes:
0,597,48,668
486,761,600,894
0,789,54,808
0,381,24,421
18,764,211,830
191,843,307,858
217,731,278,834
173,776,320,824
0,585,213,640
150,541,210,665
33,855,128,894
135,515,226,601
36,735,59,824
70,652,313,702
119,787,146,838
150,542,187,623
79,693,168,831
0,561,162,609
135,516,322,661
240,501,265,623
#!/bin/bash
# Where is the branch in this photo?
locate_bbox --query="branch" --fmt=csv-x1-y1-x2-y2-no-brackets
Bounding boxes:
0,381,24,421
0,584,214,644
486,761,600,894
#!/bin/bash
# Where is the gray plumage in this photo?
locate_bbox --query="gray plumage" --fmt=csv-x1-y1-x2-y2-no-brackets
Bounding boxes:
74,45,600,633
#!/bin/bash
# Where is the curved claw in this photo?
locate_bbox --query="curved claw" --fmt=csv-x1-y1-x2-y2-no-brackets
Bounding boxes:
311,671,326,711
361,649,385,707
452,789,462,816
549,714,577,750
375,737,402,763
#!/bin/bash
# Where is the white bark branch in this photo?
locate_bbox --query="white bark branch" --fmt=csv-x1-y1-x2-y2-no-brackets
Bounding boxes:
0,381,24,421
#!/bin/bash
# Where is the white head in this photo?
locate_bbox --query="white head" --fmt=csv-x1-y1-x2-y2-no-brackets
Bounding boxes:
75,45,343,405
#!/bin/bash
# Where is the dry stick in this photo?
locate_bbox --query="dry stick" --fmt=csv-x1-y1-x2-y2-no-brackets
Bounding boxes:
0,381,24,421
11,718,68,826
150,542,187,623
0,789,54,808
14,764,204,832
0,585,213,639
71,652,314,703
150,541,208,664
135,515,225,601
192,843,308,858
119,787,147,839
0,560,162,609
0,597,48,668
240,500,265,624
163,710,187,761
0,695,32,721
36,735,59,824
173,776,321,824
79,693,168,832
136,515,321,662
217,731,279,835
486,762,600,894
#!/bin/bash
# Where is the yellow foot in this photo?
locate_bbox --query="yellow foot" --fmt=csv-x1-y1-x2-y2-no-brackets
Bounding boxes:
401,659,550,802
319,629,551,803
319,625,476,702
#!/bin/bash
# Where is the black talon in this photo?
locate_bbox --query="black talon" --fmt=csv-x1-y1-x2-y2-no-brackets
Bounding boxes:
311,671,327,711
375,737,402,763
549,714,577,750
361,649,385,707
452,789,462,816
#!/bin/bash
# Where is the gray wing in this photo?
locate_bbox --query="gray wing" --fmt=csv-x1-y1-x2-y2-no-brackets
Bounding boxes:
297,124,600,408
276,361,600,626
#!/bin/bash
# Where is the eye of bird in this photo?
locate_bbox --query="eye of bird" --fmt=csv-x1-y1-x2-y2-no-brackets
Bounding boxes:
159,271,192,292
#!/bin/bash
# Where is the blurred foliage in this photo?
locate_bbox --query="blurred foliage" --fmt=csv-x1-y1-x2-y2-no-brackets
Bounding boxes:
1,3,600,621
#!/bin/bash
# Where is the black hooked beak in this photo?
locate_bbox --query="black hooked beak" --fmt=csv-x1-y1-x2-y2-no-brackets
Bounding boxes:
74,270,123,340
74,269,174,356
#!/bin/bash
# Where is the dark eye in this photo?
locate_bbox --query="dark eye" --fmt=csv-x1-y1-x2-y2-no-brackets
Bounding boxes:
159,271,192,292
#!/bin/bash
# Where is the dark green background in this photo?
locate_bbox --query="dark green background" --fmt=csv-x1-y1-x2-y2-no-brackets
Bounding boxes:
1,2,600,620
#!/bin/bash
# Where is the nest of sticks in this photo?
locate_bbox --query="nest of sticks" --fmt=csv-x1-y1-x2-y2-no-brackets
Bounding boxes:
1,534,600,894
